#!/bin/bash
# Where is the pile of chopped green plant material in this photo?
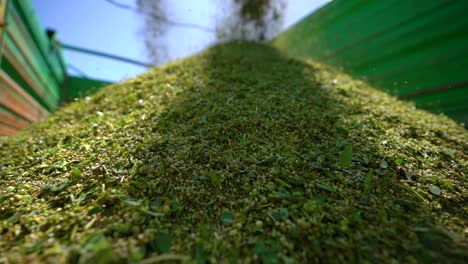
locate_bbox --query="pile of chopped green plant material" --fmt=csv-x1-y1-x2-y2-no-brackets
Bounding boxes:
1,42,467,263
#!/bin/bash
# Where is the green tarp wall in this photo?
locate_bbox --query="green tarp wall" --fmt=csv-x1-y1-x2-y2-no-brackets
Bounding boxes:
65,76,111,102
273,0,468,124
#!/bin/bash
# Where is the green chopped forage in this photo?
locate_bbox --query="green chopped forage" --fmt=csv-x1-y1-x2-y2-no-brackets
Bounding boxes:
339,145,353,168
0,42,467,263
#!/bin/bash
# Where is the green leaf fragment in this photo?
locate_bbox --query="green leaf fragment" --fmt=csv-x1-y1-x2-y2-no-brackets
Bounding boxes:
339,145,352,168
155,232,172,253
279,207,289,220
142,209,165,217
316,182,334,192
253,240,281,264
200,114,207,123
274,191,291,199
380,160,388,169
74,192,87,206
71,167,81,178
440,147,455,159
363,169,373,196
257,155,276,165
429,185,441,196
410,227,429,232
398,184,425,201
124,200,141,206
241,205,251,214
209,174,222,183
158,161,166,173
87,235,116,263
50,180,70,192
220,212,234,225
272,208,289,221
247,171,257,178
195,243,207,264
253,240,266,254
303,200,316,213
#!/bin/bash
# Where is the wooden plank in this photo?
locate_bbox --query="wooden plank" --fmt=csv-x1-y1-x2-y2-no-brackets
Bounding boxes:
0,69,48,122
3,43,46,99
0,69,45,111
0,86,41,122
0,122,18,136
8,7,60,101
0,0,8,52
4,31,59,109
0,107,29,130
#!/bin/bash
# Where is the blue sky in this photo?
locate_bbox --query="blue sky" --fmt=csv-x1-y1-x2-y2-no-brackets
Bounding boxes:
31,0,330,82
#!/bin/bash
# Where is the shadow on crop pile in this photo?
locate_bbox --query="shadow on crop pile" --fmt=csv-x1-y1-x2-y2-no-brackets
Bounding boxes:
123,42,466,262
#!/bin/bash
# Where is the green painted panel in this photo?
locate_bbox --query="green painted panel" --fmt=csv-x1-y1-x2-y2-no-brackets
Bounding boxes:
3,34,57,109
11,0,65,85
64,76,111,102
274,0,468,124
0,0,68,134
1,56,47,108
6,7,60,102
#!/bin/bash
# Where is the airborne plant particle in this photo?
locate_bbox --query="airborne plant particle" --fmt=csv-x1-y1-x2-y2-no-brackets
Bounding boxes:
0,42,467,263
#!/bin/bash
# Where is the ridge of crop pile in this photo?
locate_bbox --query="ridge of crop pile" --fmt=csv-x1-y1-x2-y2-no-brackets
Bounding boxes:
1,42,467,263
